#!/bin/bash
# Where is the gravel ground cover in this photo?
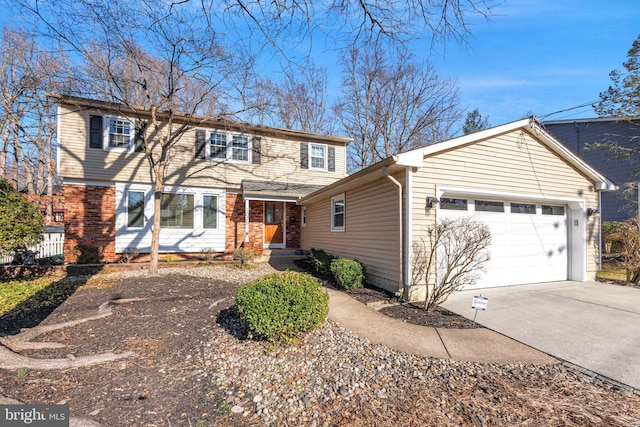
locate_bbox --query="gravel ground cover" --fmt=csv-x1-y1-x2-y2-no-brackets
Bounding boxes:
0,262,639,426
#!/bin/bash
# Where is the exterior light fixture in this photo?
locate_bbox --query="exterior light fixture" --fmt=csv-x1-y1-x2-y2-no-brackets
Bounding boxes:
587,208,600,217
426,197,439,209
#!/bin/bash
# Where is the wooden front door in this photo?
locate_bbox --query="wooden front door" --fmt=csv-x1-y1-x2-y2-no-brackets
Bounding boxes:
264,202,284,246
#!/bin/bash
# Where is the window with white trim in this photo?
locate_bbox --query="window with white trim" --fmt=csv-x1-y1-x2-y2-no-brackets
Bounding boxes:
331,194,345,231
209,132,227,159
301,206,307,227
108,117,132,149
161,193,194,229
202,195,219,229
310,143,327,170
207,131,251,163
127,191,145,228
232,135,250,161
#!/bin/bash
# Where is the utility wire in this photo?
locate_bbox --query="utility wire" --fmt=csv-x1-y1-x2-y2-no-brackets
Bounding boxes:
538,100,601,121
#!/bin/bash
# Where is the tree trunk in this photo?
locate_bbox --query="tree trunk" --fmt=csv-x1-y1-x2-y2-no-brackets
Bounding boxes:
149,166,164,277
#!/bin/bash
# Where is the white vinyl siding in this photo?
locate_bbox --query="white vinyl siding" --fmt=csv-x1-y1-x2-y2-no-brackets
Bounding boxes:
115,183,225,253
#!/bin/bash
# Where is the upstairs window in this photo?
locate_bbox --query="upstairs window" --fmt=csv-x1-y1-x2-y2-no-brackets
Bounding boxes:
209,132,227,159
89,115,141,152
232,135,250,161
206,131,251,163
108,118,132,149
310,144,326,170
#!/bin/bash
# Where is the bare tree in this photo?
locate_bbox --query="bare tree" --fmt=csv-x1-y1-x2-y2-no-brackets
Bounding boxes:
219,0,493,55
335,45,461,172
412,217,491,312
0,27,65,222
244,64,332,133
16,0,243,275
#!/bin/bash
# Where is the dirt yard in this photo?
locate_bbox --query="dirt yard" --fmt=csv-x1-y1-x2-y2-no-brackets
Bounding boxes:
1,263,639,426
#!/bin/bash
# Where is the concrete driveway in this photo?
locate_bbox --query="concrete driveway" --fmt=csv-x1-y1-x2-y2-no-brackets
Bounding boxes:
441,281,640,390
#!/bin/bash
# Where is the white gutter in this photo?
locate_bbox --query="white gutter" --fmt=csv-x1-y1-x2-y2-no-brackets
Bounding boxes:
382,166,407,299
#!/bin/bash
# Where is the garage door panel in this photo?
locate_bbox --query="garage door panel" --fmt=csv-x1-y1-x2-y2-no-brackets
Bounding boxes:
439,198,568,289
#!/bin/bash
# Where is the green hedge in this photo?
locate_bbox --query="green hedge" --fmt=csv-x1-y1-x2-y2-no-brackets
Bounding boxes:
330,258,364,290
308,248,336,275
235,271,328,345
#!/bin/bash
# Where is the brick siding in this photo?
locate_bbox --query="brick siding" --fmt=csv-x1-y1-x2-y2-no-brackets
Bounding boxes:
63,184,117,263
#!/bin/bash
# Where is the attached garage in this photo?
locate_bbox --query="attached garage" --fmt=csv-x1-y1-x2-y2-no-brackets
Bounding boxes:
438,196,568,289
300,117,616,301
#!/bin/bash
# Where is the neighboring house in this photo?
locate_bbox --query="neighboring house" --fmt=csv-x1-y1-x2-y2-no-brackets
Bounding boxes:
54,95,350,263
300,117,616,300
22,193,65,226
543,117,640,222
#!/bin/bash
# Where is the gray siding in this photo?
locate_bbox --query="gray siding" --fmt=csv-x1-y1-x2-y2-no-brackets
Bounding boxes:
544,119,639,221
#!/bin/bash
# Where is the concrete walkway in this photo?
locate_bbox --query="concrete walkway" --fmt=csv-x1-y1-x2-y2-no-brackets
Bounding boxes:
325,287,555,364
441,281,640,390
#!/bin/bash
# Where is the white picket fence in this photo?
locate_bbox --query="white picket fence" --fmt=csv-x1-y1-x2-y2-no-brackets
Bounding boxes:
0,232,64,264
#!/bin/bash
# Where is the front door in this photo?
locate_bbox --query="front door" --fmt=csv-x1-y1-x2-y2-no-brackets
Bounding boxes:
264,201,284,247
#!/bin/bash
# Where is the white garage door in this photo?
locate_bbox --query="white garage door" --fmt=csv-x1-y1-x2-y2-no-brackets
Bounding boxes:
438,197,568,289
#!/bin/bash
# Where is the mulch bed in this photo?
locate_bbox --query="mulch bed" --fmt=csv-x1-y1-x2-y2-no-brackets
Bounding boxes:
0,271,239,425
349,285,481,329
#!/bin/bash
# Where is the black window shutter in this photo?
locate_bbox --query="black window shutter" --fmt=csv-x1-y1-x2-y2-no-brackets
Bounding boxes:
252,136,261,165
134,121,147,152
89,115,103,149
300,142,308,169
328,146,335,172
195,129,206,159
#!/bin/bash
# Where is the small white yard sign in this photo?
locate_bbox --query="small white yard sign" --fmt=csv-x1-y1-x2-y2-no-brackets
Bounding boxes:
472,296,488,310
471,295,488,325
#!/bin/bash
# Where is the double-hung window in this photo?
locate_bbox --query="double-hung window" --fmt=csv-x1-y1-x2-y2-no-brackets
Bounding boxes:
208,131,251,163
209,132,227,159
331,194,345,231
232,135,250,161
310,144,327,170
102,117,135,151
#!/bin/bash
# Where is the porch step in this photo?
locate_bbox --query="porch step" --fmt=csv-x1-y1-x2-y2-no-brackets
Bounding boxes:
256,249,305,263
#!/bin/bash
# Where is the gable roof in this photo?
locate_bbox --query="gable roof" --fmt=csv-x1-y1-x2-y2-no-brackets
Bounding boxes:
49,94,352,145
301,117,617,204
399,116,616,190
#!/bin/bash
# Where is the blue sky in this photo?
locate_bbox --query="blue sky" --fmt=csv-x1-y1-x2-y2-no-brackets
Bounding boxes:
425,0,640,126
1,0,639,130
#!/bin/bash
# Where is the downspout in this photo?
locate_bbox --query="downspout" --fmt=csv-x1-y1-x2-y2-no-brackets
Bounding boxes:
382,166,407,299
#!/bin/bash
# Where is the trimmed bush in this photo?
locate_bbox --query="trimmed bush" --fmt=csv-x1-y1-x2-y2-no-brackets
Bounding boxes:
235,271,328,344
330,258,365,290
308,248,336,275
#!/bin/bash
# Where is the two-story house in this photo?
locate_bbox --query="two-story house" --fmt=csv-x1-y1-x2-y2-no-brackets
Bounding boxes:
54,95,350,263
